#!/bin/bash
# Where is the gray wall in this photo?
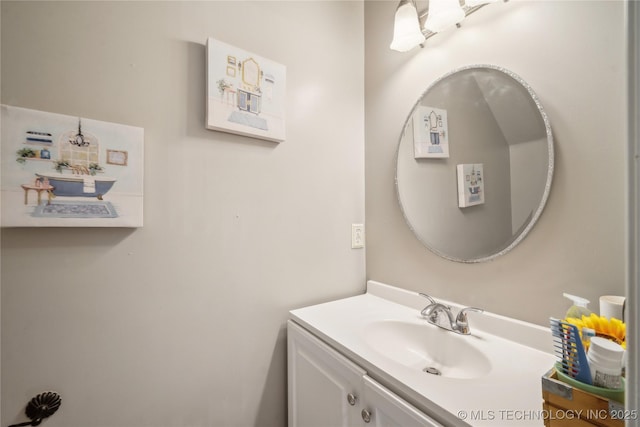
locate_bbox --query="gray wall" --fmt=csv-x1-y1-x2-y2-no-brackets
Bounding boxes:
365,0,627,325
0,1,630,426
1,2,364,426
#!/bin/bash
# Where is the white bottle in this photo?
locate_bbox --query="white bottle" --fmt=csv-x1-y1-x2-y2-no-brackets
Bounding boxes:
587,336,624,389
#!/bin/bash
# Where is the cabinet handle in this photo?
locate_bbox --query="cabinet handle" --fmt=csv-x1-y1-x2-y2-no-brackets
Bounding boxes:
347,393,357,406
361,409,372,423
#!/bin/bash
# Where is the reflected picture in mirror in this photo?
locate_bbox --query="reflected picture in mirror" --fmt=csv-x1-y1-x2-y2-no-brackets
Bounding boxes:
457,163,485,208
413,106,449,158
395,65,554,263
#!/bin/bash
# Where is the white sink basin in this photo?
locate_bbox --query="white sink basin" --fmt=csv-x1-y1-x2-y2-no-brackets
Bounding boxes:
290,281,557,426
363,320,492,379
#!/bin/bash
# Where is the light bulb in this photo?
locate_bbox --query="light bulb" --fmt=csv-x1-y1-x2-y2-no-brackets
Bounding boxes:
424,0,465,33
465,0,498,7
390,0,426,52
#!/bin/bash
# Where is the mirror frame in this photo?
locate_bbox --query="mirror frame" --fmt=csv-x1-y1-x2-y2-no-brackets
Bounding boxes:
395,64,555,263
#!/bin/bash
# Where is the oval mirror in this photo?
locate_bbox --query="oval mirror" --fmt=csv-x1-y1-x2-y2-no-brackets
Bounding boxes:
396,65,554,263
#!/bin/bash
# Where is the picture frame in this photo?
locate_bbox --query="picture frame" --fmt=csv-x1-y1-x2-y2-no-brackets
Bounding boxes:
206,38,286,143
457,163,485,208
106,149,128,166
413,106,449,158
1,105,144,227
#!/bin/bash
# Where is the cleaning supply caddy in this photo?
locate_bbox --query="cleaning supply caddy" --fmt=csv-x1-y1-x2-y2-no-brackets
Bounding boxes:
542,294,628,427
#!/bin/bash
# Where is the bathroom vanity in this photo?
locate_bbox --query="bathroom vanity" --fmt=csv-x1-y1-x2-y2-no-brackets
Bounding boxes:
288,281,556,427
287,65,558,427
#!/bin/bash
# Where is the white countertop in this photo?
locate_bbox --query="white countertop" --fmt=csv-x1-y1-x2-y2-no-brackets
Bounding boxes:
289,280,556,427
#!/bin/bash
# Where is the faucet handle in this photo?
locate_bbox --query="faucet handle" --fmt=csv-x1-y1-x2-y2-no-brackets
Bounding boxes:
456,306,484,321
455,307,484,335
418,293,438,318
418,293,436,304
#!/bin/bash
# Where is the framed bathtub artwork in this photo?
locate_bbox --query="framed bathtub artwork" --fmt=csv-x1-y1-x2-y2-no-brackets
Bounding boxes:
1,105,144,227
413,106,449,158
206,38,286,143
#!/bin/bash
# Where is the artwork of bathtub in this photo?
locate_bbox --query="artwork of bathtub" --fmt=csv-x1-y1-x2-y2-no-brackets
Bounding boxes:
36,172,117,200
2,105,144,227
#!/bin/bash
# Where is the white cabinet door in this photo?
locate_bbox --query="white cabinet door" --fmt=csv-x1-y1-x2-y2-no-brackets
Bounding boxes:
288,321,366,427
361,376,442,427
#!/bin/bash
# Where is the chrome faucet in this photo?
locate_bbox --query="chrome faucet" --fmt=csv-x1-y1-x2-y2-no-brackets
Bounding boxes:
419,293,483,335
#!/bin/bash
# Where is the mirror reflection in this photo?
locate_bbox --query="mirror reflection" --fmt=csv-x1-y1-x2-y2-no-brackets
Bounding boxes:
396,65,554,262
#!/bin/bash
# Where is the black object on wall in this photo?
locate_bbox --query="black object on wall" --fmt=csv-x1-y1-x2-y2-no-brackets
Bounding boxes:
8,392,61,427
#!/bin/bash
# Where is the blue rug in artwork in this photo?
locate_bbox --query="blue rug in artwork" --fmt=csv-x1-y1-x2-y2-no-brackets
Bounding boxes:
228,111,269,131
33,200,118,218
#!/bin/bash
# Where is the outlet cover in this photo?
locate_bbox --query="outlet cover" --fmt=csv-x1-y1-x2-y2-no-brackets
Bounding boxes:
352,224,364,249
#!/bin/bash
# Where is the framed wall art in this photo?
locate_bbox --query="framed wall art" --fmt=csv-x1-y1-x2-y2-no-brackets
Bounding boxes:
107,149,128,166
413,106,449,158
457,163,485,208
1,105,144,227
206,38,286,143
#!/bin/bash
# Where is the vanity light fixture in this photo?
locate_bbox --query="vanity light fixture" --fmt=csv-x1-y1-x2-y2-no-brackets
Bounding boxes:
390,0,426,52
464,0,498,7
424,0,465,33
389,0,506,52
